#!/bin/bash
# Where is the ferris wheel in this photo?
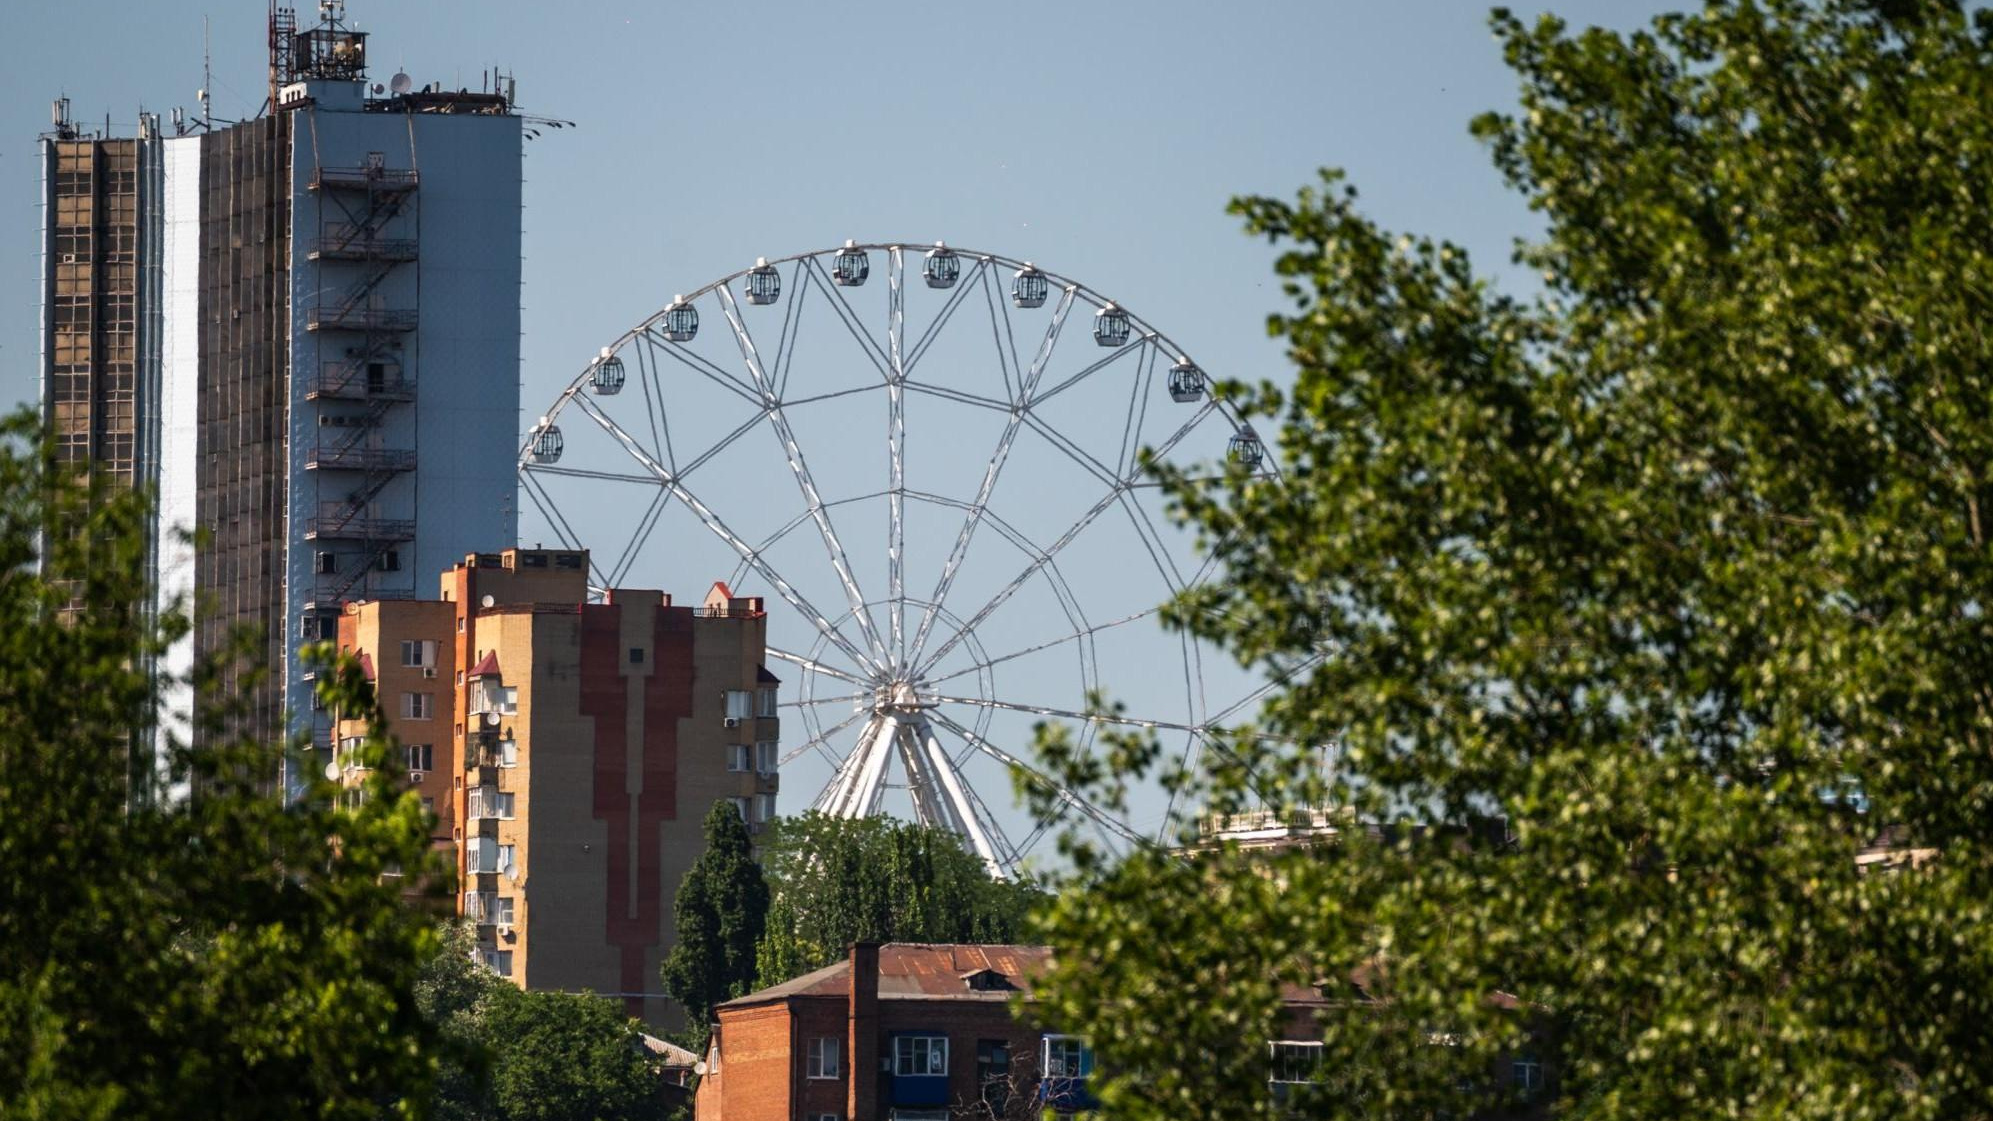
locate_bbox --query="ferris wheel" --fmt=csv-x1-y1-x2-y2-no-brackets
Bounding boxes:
517,242,1294,874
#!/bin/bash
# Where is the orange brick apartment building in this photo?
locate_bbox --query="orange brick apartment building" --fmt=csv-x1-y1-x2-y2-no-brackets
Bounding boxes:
335,547,783,1027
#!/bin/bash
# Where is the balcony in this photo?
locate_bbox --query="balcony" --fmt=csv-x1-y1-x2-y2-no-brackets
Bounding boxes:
305,445,417,473
306,362,416,402
306,306,418,333
303,511,416,542
310,232,419,263
311,166,419,191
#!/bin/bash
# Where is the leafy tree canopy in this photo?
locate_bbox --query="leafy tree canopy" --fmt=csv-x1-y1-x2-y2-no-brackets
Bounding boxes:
753,812,1043,989
0,410,448,1119
1029,3,1993,1120
661,802,769,1037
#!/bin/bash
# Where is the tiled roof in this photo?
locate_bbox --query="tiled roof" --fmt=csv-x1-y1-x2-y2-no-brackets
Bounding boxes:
718,943,1056,1009
468,650,500,678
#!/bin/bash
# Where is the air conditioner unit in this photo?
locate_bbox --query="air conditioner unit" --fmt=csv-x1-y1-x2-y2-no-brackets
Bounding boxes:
422,667,438,679
409,770,427,783
723,717,742,728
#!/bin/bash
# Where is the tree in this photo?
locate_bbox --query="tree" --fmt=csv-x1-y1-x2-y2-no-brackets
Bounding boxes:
753,812,1043,988
660,802,768,1035
416,923,671,1121
0,409,449,1119
1028,3,1993,1120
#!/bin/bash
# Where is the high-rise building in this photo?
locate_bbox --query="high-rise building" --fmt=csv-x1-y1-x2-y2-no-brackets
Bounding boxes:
38,3,522,786
337,547,784,1027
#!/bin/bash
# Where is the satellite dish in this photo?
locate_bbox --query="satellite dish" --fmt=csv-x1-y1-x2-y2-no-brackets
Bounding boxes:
480,594,496,608
484,712,502,728
370,82,385,95
390,71,413,95
324,760,341,781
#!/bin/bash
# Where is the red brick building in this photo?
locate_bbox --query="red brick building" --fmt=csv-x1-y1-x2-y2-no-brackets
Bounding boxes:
336,547,782,1027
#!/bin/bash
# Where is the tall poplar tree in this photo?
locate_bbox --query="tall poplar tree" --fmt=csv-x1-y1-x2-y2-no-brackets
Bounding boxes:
661,801,769,1035
1027,3,1993,1120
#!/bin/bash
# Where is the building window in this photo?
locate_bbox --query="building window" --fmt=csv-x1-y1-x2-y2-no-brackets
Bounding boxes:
755,792,777,823
629,647,645,664
756,740,779,774
499,738,518,767
806,1036,840,1079
554,553,583,570
810,1115,840,1121
723,690,752,724
1512,1054,1544,1095
727,744,750,773
728,796,750,823
376,549,401,572
1270,1040,1322,1086
976,1040,1010,1112
316,551,338,574
893,1035,948,1077
493,895,515,927
468,785,513,820
401,692,433,720
469,839,515,875
503,686,518,714
1042,1035,1092,1080
401,639,437,668
757,687,778,717
479,948,513,976
405,743,434,773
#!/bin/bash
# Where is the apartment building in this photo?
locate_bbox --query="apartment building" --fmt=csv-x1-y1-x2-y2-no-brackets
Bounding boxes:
336,546,781,1027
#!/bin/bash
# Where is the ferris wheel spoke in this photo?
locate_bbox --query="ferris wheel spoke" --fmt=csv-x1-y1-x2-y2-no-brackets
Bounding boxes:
780,692,871,709
1114,489,1188,595
920,605,1165,689
646,327,765,409
1019,411,1123,490
718,285,893,669
927,711,1147,849
802,256,893,383
888,248,908,670
606,485,673,588
765,646,871,687
906,289,1081,669
1027,334,1151,410
979,263,1021,405
524,464,669,486
929,694,1203,736
1118,343,1159,478
770,258,810,401
519,467,610,587
568,393,883,674
904,258,990,373
900,379,1015,414
780,706,869,768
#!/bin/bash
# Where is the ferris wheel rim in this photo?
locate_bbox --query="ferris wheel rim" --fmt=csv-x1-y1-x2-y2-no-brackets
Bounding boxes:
516,240,1286,874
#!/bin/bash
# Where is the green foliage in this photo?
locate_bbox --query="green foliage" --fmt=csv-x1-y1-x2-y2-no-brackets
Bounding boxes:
1028,3,1993,1120
0,409,449,1119
661,802,769,1035
417,924,670,1121
753,812,1044,988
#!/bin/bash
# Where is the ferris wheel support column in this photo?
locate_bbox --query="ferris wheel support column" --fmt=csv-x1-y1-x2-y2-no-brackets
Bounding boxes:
912,717,1006,876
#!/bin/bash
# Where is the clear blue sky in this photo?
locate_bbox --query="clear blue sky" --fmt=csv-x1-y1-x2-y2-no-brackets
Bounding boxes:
2,0,1676,854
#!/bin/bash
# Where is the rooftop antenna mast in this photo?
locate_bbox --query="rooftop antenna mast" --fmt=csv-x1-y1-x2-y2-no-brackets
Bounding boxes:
199,15,212,128
269,3,298,112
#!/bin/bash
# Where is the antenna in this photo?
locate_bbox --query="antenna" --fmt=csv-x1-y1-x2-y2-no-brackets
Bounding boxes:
201,15,212,128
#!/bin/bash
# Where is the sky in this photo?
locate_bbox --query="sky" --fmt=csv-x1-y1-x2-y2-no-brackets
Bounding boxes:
2,0,1676,860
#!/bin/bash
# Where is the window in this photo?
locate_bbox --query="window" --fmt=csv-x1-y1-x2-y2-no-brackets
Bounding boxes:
976,1040,1011,1112
503,686,518,714
1512,1054,1544,1095
756,740,779,774
723,690,753,723
468,786,513,820
316,551,338,574
893,1035,948,1077
401,692,433,720
554,553,583,569
757,687,778,717
1042,1035,1092,1080
806,1036,841,1079
629,647,645,664
492,896,515,927
810,1115,840,1121
400,639,436,668
404,743,433,772
727,744,750,772
755,792,777,823
469,839,515,875
520,552,549,569
1270,1041,1323,1085
479,948,513,976
729,796,750,823
376,549,401,572
499,738,518,767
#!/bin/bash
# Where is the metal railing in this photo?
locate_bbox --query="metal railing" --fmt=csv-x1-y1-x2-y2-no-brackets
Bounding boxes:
304,446,417,473
305,306,418,332
311,166,419,191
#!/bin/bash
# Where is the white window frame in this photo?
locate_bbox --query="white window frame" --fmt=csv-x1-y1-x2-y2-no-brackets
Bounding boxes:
723,689,753,723
729,796,751,823
806,1036,841,1080
755,792,777,823
400,639,436,668
727,744,751,773
1512,1054,1544,1094
480,948,513,976
404,743,433,773
492,895,516,928
498,737,519,766
756,740,779,774
1042,1034,1091,1080
469,837,500,874
1269,1040,1323,1086
757,687,778,717
893,1035,948,1077
401,692,433,720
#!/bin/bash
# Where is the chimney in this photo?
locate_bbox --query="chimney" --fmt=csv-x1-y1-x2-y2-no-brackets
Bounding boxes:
848,942,880,1121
